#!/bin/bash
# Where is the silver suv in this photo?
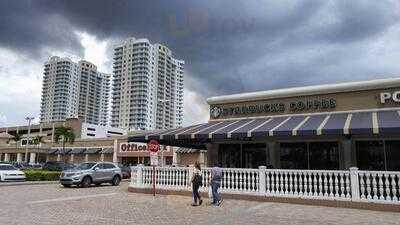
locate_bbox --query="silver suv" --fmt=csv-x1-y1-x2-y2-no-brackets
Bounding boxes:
59,162,122,188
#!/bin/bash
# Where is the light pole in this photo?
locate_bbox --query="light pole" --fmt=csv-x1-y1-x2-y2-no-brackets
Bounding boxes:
158,99,170,167
25,116,35,163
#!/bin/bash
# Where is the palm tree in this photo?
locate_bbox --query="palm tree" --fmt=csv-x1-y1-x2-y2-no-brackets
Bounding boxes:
32,135,46,148
11,133,22,149
54,126,75,162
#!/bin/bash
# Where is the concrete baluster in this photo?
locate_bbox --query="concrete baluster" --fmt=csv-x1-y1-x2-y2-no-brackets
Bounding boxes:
378,174,384,200
384,174,391,201
345,173,351,199
391,174,398,201
334,173,339,197
323,172,328,197
339,173,345,198
318,172,323,197
293,172,298,195
298,172,302,195
372,173,378,200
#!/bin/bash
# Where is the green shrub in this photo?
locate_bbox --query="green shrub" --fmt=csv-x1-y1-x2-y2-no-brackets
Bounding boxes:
24,170,61,181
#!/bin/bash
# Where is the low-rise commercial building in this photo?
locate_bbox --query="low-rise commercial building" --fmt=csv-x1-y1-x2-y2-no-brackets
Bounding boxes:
130,77,400,171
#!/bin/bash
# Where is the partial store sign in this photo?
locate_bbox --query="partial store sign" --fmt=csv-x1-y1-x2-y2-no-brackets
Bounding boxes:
119,142,168,153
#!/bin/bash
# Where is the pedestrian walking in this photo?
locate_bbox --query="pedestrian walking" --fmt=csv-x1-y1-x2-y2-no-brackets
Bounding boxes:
191,161,203,206
210,163,223,206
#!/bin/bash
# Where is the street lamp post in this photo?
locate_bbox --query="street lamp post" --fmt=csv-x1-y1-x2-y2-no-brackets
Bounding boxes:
158,99,170,167
25,116,35,163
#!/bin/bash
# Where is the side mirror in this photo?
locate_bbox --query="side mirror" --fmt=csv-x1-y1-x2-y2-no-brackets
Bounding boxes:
94,167,99,171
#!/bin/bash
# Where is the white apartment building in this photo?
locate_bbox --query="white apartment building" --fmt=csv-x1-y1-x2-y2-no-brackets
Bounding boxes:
111,37,184,131
40,56,110,126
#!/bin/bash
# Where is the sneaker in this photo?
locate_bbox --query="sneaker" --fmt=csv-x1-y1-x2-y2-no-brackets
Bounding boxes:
191,203,198,207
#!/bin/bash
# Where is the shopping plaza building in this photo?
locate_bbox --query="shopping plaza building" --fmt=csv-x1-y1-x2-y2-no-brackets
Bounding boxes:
130,77,400,171
0,118,202,166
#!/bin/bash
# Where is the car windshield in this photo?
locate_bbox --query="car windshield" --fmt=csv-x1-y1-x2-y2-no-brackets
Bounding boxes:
76,163,96,170
0,165,17,170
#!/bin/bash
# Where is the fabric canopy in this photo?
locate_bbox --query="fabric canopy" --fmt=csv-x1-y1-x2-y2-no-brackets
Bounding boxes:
175,148,200,153
69,148,86,154
84,148,102,154
100,148,114,154
129,109,400,146
50,148,72,154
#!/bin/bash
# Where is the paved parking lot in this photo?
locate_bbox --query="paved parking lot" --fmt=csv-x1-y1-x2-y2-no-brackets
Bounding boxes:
1,182,400,225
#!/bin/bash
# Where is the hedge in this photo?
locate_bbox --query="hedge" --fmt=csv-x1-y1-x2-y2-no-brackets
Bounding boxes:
23,170,61,181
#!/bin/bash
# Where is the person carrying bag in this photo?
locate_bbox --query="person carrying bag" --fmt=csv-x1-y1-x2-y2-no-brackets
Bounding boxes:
191,161,203,206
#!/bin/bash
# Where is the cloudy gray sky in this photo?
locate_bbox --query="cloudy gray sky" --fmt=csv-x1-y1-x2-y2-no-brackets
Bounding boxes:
1,0,400,127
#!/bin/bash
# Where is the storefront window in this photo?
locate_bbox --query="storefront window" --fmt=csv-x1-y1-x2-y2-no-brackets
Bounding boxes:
356,141,385,170
280,143,307,169
121,157,139,166
219,144,241,168
384,141,400,171
242,144,268,169
309,142,339,170
165,156,173,165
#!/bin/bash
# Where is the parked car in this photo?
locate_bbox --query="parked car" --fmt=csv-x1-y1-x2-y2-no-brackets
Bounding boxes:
0,163,26,182
118,164,131,179
12,162,29,170
42,161,75,171
59,162,122,188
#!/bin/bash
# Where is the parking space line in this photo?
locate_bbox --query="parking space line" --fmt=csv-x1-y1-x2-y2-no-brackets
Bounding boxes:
28,192,117,204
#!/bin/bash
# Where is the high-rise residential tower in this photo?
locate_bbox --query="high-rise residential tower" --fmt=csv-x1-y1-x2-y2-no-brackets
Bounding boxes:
40,56,110,126
111,37,184,131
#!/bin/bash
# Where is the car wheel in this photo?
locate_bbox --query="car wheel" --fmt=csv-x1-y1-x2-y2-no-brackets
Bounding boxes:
111,175,121,186
62,184,71,188
81,176,92,188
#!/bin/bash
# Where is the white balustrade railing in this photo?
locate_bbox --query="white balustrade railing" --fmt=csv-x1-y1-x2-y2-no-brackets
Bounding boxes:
358,170,400,203
263,169,351,200
130,165,400,205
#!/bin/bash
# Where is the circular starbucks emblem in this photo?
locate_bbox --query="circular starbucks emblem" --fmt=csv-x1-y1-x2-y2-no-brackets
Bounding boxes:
210,106,222,118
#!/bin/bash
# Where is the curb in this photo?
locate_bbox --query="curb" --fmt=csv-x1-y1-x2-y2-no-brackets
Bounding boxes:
0,179,130,187
0,181,59,187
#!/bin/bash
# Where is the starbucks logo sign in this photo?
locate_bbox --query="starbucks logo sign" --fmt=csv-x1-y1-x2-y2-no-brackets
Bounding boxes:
210,106,222,118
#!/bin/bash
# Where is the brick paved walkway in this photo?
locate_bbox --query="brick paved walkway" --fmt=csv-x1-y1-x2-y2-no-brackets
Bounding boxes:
0,183,399,225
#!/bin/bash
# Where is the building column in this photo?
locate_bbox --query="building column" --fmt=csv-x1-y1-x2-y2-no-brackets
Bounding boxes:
341,139,354,169
57,154,61,161
17,153,22,163
268,142,280,169
172,147,179,166
4,153,10,162
112,139,118,163
100,153,104,162
84,154,89,162
29,152,36,164
206,143,219,167
70,154,74,163
199,150,206,167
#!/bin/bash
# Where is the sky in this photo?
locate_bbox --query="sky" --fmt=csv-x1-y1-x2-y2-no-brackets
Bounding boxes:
1,0,400,127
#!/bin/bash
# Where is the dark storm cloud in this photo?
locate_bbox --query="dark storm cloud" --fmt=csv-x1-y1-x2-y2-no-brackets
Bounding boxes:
0,1,83,57
1,0,400,97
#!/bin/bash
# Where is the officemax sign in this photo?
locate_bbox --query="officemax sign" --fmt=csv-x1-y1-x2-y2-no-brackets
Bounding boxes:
119,142,168,153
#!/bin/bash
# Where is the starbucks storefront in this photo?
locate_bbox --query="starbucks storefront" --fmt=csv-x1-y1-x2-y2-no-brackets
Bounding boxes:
129,78,400,170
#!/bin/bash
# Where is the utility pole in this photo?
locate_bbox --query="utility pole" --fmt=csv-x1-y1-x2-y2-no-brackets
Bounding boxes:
24,116,35,163
158,99,170,167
